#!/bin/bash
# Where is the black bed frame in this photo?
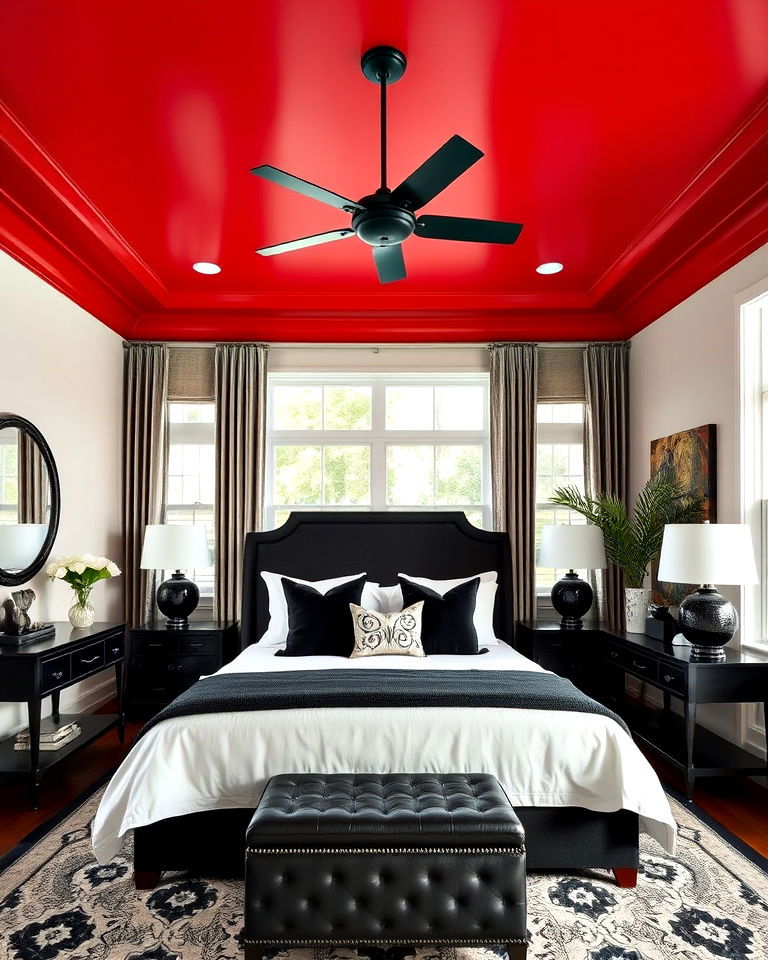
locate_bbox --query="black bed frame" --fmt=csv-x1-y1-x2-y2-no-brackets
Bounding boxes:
133,512,638,888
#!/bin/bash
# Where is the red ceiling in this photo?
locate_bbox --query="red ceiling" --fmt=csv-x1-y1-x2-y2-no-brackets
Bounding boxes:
1,0,767,342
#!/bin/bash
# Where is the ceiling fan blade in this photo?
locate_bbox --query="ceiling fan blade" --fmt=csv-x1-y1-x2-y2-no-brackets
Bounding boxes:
391,135,483,210
255,228,355,257
415,216,523,244
372,244,406,284
250,165,364,212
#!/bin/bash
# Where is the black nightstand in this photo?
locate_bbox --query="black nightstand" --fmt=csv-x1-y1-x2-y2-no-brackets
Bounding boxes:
127,620,239,718
516,619,768,800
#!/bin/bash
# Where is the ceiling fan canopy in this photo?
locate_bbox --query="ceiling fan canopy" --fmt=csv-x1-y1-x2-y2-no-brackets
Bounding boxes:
250,45,523,284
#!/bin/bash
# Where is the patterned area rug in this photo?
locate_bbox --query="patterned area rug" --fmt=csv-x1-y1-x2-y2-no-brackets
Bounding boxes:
1,786,766,960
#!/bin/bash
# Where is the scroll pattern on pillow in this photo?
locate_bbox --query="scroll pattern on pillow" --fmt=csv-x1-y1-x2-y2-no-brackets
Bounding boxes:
349,602,425,658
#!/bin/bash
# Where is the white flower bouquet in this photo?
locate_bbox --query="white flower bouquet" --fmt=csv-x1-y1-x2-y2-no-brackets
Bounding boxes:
46,554,121,627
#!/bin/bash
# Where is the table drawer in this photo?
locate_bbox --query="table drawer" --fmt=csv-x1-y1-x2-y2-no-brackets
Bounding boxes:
133,635,179,655
608,643,658,682
41,654,71,693
71,640,106,678
105,635,124,663
658,662,686,693
134,654,219,680
180,635,219,655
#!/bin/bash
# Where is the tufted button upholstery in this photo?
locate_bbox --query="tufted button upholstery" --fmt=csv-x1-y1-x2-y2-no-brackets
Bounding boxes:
244,773,527,956
247,773,525,847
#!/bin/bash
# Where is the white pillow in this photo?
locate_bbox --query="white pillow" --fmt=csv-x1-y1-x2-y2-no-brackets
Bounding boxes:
362,582,403,614
397,571,499,646
259,571,368,646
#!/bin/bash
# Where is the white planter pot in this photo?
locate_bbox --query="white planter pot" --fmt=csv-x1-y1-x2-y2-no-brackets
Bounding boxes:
624,588,650,633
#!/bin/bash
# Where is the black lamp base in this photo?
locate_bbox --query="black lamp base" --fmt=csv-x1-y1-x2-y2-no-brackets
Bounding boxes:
156,571,200,629
551,571,594,630
678,586,737,661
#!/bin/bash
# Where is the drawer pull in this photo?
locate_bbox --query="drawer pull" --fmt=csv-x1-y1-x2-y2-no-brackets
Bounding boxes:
80,655,100,665
632,660,648,672
150,686,166,692
51,670,64,681
148,642,163,648
663,673,676,683
188,641,203,648
609,650,619,658
111,647,121,655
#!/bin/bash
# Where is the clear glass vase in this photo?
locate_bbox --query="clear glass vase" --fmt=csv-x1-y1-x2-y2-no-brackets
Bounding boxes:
68,591,95,628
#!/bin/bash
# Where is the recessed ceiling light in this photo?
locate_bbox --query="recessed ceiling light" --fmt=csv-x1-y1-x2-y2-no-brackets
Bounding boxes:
536,261,564,275
192,261,221,275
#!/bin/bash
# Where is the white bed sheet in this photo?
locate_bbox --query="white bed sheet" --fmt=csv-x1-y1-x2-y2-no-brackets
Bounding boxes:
92,643,676,863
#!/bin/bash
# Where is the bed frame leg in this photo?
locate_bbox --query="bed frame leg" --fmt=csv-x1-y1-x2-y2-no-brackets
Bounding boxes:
506,943,527,960
245,945,264,960
134,869,161,890
613,867,638,888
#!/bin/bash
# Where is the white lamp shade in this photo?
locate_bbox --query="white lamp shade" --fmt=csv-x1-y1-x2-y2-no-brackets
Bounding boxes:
140,524,210,570
539,524,607,569
0,524,48,569
658,523,758,585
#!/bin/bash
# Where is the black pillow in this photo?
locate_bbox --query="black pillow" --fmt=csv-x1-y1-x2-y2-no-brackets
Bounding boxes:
397,576,480,655
277,575,367,657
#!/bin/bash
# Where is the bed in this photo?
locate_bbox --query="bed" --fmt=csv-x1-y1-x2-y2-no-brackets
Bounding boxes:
92,512,675,886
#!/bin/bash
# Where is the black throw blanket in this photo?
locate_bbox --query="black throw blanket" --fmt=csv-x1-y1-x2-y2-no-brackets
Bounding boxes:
137,668,629,741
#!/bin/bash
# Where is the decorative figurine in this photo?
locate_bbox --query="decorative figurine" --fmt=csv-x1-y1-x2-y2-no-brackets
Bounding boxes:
0,589,54,645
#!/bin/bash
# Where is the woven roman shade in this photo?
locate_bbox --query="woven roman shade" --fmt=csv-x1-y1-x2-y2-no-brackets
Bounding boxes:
168,347,215,401
537,347,585,402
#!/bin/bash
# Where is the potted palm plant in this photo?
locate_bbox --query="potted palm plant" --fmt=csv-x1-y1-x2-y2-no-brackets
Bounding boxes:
549,472,703,631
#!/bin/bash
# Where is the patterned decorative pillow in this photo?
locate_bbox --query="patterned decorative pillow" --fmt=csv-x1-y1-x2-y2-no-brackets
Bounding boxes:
349,602,425,658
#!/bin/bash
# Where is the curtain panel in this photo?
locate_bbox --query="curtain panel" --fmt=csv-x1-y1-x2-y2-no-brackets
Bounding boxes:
489,343,538,623
584,342,630,630
214,343,269,623
18,432,48,524
123,343,169,627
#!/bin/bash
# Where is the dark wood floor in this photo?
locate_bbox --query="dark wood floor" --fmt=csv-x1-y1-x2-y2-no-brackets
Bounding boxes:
1,703,766,861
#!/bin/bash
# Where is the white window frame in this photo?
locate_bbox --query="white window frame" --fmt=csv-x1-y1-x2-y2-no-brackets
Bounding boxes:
738,277,768,757
265,372,491,528
166,405,216,604
535,404,586,601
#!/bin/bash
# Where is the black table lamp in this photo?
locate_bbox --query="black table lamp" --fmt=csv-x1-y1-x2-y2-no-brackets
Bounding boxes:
657,523,757,660
140,524,210,628
539,524,607,630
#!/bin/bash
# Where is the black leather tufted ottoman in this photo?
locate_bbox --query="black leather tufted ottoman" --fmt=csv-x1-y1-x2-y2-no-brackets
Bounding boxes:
244,773,527,959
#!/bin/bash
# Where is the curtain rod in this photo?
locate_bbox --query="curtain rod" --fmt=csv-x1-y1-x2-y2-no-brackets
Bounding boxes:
124,340,609,350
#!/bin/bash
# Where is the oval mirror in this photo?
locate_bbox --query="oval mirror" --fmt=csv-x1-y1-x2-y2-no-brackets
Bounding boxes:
0,413,61,586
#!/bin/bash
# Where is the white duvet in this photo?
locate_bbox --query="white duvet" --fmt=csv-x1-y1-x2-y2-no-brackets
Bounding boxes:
92,643,676,863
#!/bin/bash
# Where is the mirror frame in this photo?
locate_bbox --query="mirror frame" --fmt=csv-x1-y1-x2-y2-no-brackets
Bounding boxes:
0,413,61,586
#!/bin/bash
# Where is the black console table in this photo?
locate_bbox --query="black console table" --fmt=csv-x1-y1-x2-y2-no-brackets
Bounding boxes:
516,620,768,800
0,622,125,808
127,620,239,718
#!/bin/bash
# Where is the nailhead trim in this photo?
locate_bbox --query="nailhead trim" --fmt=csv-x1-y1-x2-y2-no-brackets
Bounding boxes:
244,938,528,945
247,846,526,856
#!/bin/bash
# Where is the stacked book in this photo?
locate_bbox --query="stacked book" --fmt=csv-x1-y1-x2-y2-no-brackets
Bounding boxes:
14,719,82,752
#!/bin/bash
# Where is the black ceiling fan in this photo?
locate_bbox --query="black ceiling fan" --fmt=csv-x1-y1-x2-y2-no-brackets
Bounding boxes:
250,46,523,284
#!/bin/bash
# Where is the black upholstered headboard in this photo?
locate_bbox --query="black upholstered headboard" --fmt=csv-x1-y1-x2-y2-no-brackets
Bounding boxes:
240,511,513,648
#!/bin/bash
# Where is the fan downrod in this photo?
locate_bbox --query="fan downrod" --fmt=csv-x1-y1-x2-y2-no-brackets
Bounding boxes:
361,46,407,84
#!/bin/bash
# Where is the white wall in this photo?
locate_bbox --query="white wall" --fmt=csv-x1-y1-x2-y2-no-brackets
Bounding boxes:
0,252,124,737
629,241,768,749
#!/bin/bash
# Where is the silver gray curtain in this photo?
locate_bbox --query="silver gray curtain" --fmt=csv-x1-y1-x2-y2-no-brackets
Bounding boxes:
123,343,168,627
489,343,538,623
584,342,630,630
18,432,47,524
215,343,268,623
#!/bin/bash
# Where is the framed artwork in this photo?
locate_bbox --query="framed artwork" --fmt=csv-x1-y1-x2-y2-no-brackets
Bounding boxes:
650,424,717,606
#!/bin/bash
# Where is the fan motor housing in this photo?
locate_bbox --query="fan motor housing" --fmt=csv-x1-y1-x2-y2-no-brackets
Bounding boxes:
353,197,415,246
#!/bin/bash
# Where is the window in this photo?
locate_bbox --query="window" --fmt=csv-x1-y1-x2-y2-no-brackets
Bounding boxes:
535,402,586,594
0,431,18,525
266,374,490,529
740,287,768,649
166,403,215,599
